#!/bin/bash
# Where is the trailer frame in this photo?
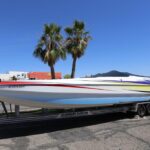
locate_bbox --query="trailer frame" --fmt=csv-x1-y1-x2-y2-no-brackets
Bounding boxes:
0,100,150,126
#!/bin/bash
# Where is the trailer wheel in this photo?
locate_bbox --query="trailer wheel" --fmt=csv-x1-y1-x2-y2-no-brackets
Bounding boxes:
146,104,150,115
137,104,146,117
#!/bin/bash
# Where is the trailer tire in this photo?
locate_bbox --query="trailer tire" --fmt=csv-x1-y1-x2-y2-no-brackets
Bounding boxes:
146,104,150,115
137,104,146,117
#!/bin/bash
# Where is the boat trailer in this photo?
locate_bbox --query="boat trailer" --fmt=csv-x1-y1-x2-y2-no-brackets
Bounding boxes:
0,100,150,126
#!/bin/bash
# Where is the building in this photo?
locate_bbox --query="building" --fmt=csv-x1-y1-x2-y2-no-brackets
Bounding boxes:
8,71,28,80
28,72,62,80
0,74,11,81
0,71,28,81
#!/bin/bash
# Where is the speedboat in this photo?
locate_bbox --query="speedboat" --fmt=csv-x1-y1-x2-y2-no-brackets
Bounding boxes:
0,76,150,109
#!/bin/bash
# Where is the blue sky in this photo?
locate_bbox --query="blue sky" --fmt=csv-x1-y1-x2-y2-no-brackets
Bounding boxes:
0,0,150,77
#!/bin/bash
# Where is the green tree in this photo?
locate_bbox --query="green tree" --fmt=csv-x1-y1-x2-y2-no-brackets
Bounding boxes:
64,74,71,79
33,23,66,79
65,20,91,78
11,76,17,81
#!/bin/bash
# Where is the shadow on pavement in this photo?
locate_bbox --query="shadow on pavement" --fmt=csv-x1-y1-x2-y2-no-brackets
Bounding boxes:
0,112,135,139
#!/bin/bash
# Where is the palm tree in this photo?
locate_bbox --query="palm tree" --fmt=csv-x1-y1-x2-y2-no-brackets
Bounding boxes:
65,20,91,78
33,23,66,79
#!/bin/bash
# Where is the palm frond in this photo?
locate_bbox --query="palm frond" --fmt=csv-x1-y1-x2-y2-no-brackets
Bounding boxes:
74,20,85,31
65,27,73,36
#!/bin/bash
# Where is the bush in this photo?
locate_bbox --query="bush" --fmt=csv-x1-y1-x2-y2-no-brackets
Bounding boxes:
64,74,71,79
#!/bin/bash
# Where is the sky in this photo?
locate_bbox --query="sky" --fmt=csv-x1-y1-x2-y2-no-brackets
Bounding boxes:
0,0,150,77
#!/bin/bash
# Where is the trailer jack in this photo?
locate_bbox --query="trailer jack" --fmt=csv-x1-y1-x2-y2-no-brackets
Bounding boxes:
0,101,8,117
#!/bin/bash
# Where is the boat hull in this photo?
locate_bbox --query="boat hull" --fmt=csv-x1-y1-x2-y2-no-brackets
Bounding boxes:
0,77,150,109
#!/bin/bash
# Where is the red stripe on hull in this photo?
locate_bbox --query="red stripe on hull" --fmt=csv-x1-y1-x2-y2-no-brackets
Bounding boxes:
0,81,105,91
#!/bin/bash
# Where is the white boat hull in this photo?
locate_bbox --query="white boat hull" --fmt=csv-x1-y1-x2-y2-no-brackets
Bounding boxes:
0,76,150,109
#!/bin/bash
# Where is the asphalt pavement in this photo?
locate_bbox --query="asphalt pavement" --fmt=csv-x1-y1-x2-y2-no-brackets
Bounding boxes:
0,112,150,150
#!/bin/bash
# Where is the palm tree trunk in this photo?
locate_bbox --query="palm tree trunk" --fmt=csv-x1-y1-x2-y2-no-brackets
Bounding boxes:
50,65,55,79
71,57,77,78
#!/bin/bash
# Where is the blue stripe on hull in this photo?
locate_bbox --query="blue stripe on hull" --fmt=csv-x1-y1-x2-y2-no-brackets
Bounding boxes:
48,96,150,105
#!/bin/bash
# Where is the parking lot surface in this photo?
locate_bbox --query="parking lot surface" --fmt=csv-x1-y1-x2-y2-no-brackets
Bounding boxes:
0,112,150,150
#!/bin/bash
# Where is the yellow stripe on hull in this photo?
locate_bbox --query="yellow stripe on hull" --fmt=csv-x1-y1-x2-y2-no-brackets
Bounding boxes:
124,86,150,92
